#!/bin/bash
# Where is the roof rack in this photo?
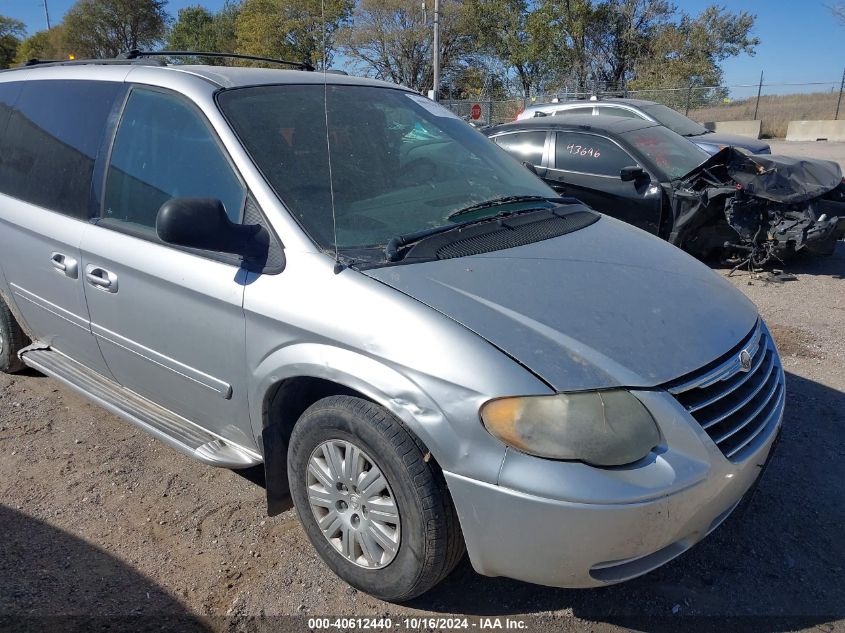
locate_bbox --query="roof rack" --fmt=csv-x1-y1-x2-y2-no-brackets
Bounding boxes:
121,50,315,72
4,57,165,71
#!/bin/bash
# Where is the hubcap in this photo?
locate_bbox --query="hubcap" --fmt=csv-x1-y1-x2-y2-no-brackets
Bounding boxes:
306,439,401,569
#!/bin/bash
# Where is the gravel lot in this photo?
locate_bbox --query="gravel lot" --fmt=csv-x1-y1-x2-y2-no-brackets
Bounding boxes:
769,140,845,170
2,141,844,633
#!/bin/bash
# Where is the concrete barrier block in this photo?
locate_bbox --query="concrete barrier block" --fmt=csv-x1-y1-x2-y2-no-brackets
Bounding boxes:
785,120,845,142
702,120,762,138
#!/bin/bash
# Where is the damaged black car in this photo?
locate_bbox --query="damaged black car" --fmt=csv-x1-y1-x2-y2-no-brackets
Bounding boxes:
485,115,845,266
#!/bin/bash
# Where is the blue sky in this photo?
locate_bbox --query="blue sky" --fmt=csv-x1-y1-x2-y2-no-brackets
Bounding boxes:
2,0,843,89
678,0,844,91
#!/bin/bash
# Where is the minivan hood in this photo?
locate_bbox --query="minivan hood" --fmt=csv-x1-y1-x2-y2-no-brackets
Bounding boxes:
364,216,758,391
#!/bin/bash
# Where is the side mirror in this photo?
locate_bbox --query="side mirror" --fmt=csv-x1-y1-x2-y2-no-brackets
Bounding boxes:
620,166,646,182
522,161,538,175
156,198,267,258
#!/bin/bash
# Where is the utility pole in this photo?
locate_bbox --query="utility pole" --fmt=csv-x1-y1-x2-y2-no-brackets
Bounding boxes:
753,70,763,120
43,0,52,30
432,0,440,101
835,66,845,120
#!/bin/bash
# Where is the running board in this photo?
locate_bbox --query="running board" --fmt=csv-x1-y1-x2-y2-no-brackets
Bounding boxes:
19,346,262,469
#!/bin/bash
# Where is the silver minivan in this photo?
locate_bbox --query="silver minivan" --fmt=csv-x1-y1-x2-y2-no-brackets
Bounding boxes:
0,58,784,601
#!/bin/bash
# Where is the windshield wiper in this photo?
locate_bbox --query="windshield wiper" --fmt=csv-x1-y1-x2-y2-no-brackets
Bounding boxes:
385,200,551,262
446,195,547,220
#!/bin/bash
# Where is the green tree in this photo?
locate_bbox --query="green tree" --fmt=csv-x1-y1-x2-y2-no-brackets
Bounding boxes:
235,0,352,68
13,27,71,65
0,16,26,69
167,2,240,62
442,61,510,99
456,0,757,99
587,0,674,86
62,0,170,58
537,0,613,91
628,5,758,94
464,0,559,98
168,6,217,51
339,0,474,93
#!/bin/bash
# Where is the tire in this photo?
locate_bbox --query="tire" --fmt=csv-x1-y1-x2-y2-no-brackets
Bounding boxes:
287,395,464,601
0,297,26,373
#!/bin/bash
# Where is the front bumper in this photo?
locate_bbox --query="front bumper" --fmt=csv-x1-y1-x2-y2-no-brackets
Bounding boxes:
444,390,783,588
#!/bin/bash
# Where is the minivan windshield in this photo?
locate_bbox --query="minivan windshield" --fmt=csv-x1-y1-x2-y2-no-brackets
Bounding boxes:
640,103,709,137
217,85,554,257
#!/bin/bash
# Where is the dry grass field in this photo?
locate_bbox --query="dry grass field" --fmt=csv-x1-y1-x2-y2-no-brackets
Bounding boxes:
456,91,845,135
689,91,843,138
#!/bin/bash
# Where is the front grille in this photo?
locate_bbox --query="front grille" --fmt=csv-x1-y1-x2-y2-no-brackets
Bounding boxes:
668,321,784,461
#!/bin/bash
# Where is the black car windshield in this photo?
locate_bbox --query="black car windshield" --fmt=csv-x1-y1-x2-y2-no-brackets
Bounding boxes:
217,85,554,255
640,103,709,137
621,125,710,180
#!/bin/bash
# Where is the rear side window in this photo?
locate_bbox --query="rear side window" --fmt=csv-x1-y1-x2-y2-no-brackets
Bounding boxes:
596,106,642,119
552,106,593,117
0,82,22,142
103,88,245,232
554,132,636,177
0,80,123,219
494,131,546,165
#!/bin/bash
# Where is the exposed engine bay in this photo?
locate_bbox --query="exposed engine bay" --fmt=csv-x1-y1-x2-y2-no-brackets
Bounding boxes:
666,147,845,267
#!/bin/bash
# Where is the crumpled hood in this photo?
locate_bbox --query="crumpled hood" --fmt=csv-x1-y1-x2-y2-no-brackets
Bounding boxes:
680,147,843,204
365,216,758,391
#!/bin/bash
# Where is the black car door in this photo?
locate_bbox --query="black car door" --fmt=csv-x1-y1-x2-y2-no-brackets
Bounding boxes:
544,131,663,234
492,130,549,176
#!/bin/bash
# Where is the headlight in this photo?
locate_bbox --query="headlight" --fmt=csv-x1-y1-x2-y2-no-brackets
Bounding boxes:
480,390,660,466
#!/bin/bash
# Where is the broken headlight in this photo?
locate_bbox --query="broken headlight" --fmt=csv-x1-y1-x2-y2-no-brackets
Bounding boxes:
480,390,660,466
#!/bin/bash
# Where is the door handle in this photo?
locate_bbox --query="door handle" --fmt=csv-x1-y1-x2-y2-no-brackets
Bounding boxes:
85,265,118,293
51,252,79,278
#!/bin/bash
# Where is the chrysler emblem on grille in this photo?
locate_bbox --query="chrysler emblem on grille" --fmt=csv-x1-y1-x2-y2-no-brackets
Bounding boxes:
739,349,753,372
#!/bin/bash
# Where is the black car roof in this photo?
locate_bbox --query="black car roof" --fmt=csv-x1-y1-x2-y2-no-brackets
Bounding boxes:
486,114,661,136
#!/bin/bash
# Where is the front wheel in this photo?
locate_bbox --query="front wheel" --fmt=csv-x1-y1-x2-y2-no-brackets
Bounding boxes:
287,396,464,601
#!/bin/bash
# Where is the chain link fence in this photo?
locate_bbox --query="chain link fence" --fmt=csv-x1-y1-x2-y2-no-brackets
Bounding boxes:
442,98,526,127
444,74,845,138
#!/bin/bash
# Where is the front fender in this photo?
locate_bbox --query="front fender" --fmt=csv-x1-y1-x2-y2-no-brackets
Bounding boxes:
249,342,502,479
241,253,552,509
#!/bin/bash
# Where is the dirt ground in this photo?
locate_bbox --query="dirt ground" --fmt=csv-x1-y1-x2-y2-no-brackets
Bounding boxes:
2,142,845,633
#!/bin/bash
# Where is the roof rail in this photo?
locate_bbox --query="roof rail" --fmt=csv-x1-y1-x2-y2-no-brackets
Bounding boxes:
121,50,315,72
0,57,165,72
23,58,61,66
